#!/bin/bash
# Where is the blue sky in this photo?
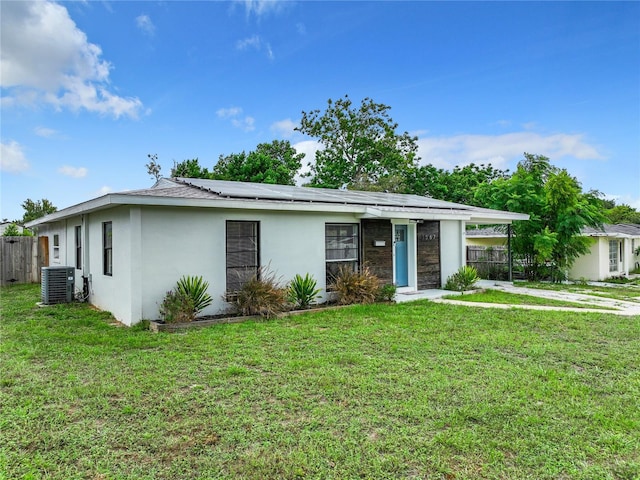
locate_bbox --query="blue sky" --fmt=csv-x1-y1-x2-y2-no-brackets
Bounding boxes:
2,0,639,222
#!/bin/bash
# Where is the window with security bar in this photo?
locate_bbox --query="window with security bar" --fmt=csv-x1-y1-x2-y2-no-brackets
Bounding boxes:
103,222,112,276
226,221,260,293
325,223,359,286
75,225,82,270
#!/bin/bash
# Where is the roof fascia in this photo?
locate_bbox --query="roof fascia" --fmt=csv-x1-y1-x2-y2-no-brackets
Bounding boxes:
26,190,532,227
358,207,472,221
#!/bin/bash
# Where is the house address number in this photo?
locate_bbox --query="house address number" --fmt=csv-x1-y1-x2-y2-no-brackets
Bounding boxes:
419,233,438,241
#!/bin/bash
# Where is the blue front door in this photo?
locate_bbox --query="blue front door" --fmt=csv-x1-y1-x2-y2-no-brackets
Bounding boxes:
395,225,408,287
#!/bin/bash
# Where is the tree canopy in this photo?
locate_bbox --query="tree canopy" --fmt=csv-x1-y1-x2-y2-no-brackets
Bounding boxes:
171,158,211,179
405,163,508,204
296,95,419,190
212,140,303,185
21,198,57,223
605,204,640,224
474,153,605,280
168,141,304,186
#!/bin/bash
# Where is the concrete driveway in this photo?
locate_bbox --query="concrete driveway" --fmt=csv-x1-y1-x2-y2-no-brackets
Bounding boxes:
397,280,640,317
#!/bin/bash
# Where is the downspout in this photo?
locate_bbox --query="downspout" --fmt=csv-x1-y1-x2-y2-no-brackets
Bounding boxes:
507,224,513,282
82,214,91,299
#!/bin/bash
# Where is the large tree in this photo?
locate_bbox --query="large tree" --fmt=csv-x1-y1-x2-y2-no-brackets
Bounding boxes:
606,204,640,224
21,198,57,223
475,153,605,281
212,140,304,185
406,163,508,204
171,158,211,179
296,95,419,190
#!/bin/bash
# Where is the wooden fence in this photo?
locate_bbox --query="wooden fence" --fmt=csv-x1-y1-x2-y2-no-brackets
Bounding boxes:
0,236,47,286
466,245,510,281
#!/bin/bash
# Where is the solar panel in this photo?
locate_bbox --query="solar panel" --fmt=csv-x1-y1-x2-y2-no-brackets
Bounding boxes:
176,178,474,210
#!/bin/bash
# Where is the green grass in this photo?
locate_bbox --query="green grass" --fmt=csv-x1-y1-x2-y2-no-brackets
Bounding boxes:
2,283,639,479
520,281,640,303
442,289,617,310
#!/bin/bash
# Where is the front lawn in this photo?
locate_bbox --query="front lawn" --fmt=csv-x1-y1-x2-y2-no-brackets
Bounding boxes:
1,284,639,479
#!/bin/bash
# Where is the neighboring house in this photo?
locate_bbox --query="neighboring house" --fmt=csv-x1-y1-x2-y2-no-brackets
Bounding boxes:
465,224,640,281
0,222,24,235
571,224,640,280
26,178,528,326
465,226,508,248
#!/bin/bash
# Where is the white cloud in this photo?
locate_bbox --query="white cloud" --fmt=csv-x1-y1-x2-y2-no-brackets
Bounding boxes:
604,193,640,210
217,107,243,118
232,116,256,132
34,126,58,138
271,118,297,138
217,106,255,131
236,0,288,17
0,141,29,173
236,35,261,51
58,165,88,178
0,1,143,119
292,140,323,185
416,131,604,170
236,34,274,59
136,14,155,36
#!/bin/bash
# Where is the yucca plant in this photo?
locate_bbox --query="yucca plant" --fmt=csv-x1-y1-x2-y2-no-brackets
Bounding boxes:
159,275,212,323
288,273,322,309
444,265,480,292
175,275,213,317
331,265,380,305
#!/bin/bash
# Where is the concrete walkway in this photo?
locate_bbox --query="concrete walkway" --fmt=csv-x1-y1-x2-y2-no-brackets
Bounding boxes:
396,280,640,317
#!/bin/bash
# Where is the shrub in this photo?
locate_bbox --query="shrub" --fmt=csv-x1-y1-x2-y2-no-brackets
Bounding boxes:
444,265,480,292
235,266,288,318
159,275,212,323
2,224,20,236
376,283,397,302
159,289,196,323
288,273,322,309
331,265,380,305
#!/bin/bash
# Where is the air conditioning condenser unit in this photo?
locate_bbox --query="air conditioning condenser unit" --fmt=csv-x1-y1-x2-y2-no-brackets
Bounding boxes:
41,266,75,304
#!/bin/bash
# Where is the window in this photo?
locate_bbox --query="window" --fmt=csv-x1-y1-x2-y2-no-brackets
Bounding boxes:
226,221,259,293
53,234,60,261
103,222,112,276
609,240,618,272
75,226,82,270
325,223,359,286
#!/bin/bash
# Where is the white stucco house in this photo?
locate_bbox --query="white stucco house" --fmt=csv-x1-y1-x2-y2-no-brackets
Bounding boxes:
26,178,528,326
465,223,640,281
570,224,640,280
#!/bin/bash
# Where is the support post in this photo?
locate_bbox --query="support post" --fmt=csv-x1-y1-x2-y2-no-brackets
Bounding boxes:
507,224,513,282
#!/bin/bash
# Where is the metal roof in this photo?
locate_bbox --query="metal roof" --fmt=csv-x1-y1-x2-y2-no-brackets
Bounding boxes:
467,224,640,238
26,177,529,226
175,177,474,210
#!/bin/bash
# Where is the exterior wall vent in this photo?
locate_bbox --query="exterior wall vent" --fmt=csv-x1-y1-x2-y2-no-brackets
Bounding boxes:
41,266,75,304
